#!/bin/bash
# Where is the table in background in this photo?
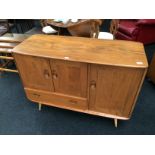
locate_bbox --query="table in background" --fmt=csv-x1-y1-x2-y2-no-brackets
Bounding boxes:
46,19,103,38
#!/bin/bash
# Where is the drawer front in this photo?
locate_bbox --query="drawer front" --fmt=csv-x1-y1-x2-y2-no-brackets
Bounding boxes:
25,88,88,110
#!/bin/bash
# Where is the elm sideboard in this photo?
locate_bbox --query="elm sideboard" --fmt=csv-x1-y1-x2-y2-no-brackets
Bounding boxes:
13,34,148,127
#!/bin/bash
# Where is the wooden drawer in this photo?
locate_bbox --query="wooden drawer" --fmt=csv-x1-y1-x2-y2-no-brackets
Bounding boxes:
25,88,88,110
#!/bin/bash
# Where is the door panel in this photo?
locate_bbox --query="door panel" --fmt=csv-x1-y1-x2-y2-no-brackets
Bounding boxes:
50,59,88,98
89,64,144,117
14,54,54,91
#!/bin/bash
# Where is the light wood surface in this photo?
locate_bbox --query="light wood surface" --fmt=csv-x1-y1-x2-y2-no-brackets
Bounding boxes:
0,68,18,73
13,54,54,91
0,48,13,53
89,64,144,118
114,118,118,128
25,88,88,110
13,34,148,68
0,56,14,60
13,35,148,127
0,34,30,73
50,59,88,98
0,42,18,48
24,88,128,120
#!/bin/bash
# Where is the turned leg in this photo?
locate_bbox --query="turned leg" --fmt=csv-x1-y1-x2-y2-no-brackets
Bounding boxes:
39,103,42,111
114,118,118,128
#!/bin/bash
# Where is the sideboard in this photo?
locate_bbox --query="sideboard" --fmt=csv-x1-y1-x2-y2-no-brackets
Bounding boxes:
13,34,148,127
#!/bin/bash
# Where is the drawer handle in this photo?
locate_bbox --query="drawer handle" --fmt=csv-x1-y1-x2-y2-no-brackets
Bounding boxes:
33,93,40,97
69,100,78,104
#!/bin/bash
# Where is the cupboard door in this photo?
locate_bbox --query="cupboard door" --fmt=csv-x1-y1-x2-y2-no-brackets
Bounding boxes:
14,54,54,91
50,59,88,98
89,64,144,118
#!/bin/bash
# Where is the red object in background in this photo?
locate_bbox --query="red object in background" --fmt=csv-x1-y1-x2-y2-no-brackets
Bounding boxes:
115,19,155,44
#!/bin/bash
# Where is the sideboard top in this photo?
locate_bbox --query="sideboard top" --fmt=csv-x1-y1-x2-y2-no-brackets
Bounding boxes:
13,34,148,68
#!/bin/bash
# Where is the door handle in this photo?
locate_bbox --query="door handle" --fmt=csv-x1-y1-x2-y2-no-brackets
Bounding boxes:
51,69,58,79
52,73,58,79
90,80,96,89
33,93,40,97
44,69,50,79
69,100,78,104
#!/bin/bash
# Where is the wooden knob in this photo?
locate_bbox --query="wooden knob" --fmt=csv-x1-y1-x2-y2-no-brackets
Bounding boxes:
69,100,78,104
90,81,96,89
90,84,96,89
44,70,50,79
45,73,50,79
33,93,40,97
53,74,58,79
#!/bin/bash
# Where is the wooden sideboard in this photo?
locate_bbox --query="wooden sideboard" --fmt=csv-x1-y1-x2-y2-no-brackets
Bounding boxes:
13,35,148,127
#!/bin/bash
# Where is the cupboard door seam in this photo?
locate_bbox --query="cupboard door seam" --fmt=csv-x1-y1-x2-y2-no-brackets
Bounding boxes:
48,58,56,92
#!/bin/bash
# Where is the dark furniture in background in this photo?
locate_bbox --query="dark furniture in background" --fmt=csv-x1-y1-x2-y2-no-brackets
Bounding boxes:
111,19,155,44
147,53,155,83
8,19,37,34
67,19,102,38
25,20,43,35
0,20,10,36
2,19,107,37
46,19,103,37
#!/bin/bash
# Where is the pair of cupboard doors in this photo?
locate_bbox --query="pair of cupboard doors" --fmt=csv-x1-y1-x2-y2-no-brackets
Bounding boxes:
14,54,144,120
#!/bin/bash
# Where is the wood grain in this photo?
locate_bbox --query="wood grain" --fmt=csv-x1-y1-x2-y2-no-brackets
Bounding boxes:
0,42,18,48
13,54,54,91
25,88,88,110
24,88,128,120
13,34,148,68
50,59,88,98
89,65,145,118
13,34,148,123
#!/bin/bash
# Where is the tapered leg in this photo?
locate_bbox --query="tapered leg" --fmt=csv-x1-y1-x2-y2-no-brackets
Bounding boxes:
39,103,42,111
114,118,118,128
